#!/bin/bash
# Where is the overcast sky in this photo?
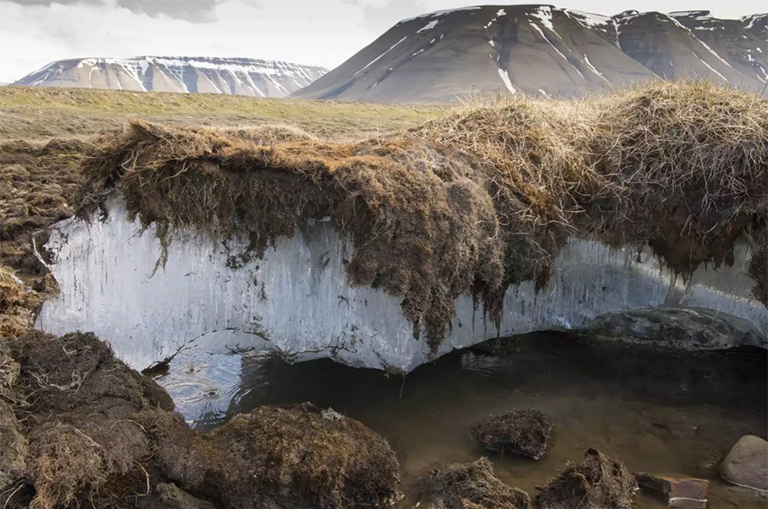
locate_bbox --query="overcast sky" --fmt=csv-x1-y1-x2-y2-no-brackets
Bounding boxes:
0,0,764,83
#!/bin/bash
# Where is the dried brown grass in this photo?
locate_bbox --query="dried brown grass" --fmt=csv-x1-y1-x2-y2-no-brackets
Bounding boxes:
28,423,110,509
0,266,39,337
421,457,530,509
468,408,554,460
75,81,768,350
535,448,637,509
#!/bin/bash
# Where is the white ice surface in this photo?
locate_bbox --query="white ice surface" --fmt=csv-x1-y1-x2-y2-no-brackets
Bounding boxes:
36,200,767,373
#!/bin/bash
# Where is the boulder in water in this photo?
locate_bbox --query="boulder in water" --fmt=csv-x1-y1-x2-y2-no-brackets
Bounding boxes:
585,308,765,350
635,472,708,508
720,435,768,492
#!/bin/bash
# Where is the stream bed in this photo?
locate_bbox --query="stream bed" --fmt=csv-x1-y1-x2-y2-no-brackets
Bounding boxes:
153,333,767,508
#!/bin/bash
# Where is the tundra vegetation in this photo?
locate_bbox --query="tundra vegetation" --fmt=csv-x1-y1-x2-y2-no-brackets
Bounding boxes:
73,81,767,350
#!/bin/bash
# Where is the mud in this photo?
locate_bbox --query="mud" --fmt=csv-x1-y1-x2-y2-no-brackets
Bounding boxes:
145,403,402,509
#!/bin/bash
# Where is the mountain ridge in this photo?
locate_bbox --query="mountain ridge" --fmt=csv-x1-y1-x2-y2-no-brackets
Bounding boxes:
294,6,768,103
14,56,327,98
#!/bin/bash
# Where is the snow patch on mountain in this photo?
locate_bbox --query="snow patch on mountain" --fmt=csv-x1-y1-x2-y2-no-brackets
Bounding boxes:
14,56,327,97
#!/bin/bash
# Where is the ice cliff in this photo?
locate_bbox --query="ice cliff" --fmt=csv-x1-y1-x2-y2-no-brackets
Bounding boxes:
35,200,767,372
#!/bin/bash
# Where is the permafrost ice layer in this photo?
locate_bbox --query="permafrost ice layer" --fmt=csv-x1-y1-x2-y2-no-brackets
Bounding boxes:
36,200,767,372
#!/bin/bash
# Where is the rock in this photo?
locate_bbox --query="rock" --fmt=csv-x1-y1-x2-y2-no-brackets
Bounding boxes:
421,457,530,509
635,472,708,508
467,408,553,460
585,308,765,350
720,435,768,492
150,483,218,509
0,400,26,489
151,402,403,509
536,448,637,509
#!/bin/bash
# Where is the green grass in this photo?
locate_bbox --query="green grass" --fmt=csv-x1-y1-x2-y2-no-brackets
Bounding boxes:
0,86,443,141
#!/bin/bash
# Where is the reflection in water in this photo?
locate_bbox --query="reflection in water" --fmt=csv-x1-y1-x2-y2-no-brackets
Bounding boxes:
153,351,243,427
156,333,768,508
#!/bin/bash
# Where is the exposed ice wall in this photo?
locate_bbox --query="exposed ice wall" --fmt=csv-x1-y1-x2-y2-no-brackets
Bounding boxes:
36,200,767,372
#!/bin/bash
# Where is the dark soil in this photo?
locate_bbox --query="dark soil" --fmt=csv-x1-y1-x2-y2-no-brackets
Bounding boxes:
468,408,553,460
535,448,637,509
420,457,530,509
0,332,402,509
0,138,86,274
145,403,403,509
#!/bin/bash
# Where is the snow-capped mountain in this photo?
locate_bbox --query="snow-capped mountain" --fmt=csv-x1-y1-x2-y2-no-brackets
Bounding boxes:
294,6,768,103
14,56,327,97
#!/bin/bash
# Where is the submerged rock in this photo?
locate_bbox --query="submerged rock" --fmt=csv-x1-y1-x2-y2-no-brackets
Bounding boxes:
149,403,403,509
720,435,768,492
585,307,765,350
635,473,708,508
421,457,530,509
536,448,637,509
138,483,218,509
467,408,553,460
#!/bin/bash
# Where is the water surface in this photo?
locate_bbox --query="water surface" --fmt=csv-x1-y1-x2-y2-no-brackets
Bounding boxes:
155,333,768,508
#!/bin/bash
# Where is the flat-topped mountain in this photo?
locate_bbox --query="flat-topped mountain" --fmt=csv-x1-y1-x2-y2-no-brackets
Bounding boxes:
294,6,768,102
14,56,327,97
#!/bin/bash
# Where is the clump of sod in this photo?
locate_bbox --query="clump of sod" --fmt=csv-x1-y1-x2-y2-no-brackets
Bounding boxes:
468,408,554,460
536,448,637,509
146,402,403,509
75,81,768,351
421,457,530,509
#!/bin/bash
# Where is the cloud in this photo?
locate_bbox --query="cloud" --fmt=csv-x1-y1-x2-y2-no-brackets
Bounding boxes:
0,0,379,82
116,0,220,22
1,0,765,84
362,0,428,32
3,0,226,22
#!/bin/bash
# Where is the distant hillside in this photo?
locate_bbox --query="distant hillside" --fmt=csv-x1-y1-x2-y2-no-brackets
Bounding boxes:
294,6,768,103
13,56,327,98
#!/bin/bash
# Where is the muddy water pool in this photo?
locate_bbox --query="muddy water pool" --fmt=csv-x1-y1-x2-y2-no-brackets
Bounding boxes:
154,333,767,508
